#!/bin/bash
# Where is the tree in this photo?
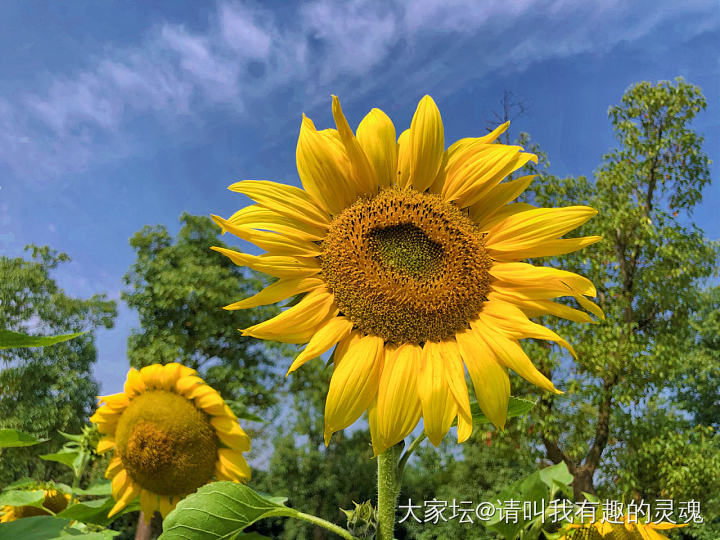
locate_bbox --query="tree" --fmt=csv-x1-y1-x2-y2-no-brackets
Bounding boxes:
516,78,718,505
0,245,116,485
122,213,287,414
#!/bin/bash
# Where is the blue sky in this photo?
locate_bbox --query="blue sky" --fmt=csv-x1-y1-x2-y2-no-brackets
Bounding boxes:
2,0,718,395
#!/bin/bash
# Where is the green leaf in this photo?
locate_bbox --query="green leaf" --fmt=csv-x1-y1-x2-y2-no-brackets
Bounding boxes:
0,489,46,507
57,497,140,527
0,429,49,448
452,397,536,427
159,482,299,540
0,329,85,349
40,451,79,469
0,516,70,539
72,481,112,497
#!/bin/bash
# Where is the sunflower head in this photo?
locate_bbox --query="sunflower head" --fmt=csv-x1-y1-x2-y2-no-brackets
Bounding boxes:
214,95,602,454
90,363,251,518
0,486,70,523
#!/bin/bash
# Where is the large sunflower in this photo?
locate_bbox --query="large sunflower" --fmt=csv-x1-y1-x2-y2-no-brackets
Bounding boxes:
0,487,70,522
90,363,251,518
212,95,601,454
560,518,686,540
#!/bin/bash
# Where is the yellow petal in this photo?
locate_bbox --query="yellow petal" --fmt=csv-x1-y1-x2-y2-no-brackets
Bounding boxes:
157,363,184,391
471,319,559,393
438,341,473,442
444,122,510,162
456,329,510,429
332,95,377,195
286,316,354,374
123,368,145,398
98,392,129,411
158,496,175,518
467,175,534,223
476,203,537,231
479,295,576,357
195,388,227,416
211,214,321,257
224,277,323,310
105,455,123,479
506,296,595,324
374,344,422,453
417,342,458,446
242,288,338,344
324,335,384,445
485,206,599,254
408,96,444,192
356,107,397,189
139,364,163,388
211,246,321,279
108,478,140,517
97,437,116,455
218,449,251,481
211,416,251,452
224,204,326,242
140,490,158,520
297,115,358,215
175,375,204,397
227,180,330,230
443,143,536,207
395,129,411,188
489,262,596,297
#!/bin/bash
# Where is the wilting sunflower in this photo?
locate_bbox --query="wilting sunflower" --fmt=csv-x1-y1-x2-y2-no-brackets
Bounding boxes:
0,486,70,522
212,95,602,454
90,363,251,518
560,518,686,540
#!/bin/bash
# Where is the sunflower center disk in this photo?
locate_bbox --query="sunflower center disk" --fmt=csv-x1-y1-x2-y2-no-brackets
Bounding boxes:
321,188,492,344
115,390,218,496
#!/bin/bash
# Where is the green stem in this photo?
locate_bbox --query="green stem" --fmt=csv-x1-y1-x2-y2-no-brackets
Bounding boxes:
377,444,402,540
396,432,426,479
293,511,355,539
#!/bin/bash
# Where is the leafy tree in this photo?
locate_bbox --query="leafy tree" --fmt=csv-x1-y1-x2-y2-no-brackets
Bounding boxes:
0,246,116,485
122,213,287,413
515,78,718,510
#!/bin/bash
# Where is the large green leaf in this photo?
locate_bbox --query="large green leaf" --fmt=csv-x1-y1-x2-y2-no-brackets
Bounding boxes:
0,489,46,507
0,329,85,349
0,429,49,448
0,516,70,539
72,481,112,497
40,450,78,469
159,482,299,540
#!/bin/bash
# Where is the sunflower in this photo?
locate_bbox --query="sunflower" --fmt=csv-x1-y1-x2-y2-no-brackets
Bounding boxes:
0,487,70,522
90,363,251,518
560,518,686,540
212,95,602,454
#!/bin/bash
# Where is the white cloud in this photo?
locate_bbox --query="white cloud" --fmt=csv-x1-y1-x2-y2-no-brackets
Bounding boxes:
0,0,715,180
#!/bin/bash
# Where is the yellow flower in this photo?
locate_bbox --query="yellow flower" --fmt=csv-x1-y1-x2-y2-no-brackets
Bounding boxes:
90,363,251,518
561,517,686,540
213,95,602,454
0,488,70,522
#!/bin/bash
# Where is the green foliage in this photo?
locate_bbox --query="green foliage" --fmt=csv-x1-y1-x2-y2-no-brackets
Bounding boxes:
122,213,285,412
0,429,49,448
159,482,302,540
512,77,718,528
0,246,116,486
0,329,85,349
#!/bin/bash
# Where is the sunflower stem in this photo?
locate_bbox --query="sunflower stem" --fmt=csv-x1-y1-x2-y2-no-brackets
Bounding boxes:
293,511,355,539
377,444,402,540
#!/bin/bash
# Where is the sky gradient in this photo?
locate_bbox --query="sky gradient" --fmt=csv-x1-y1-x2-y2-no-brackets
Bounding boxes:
2,0,718,393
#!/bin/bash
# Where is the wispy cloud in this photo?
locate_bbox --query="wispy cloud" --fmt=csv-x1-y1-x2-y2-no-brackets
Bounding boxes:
1,0,715,180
